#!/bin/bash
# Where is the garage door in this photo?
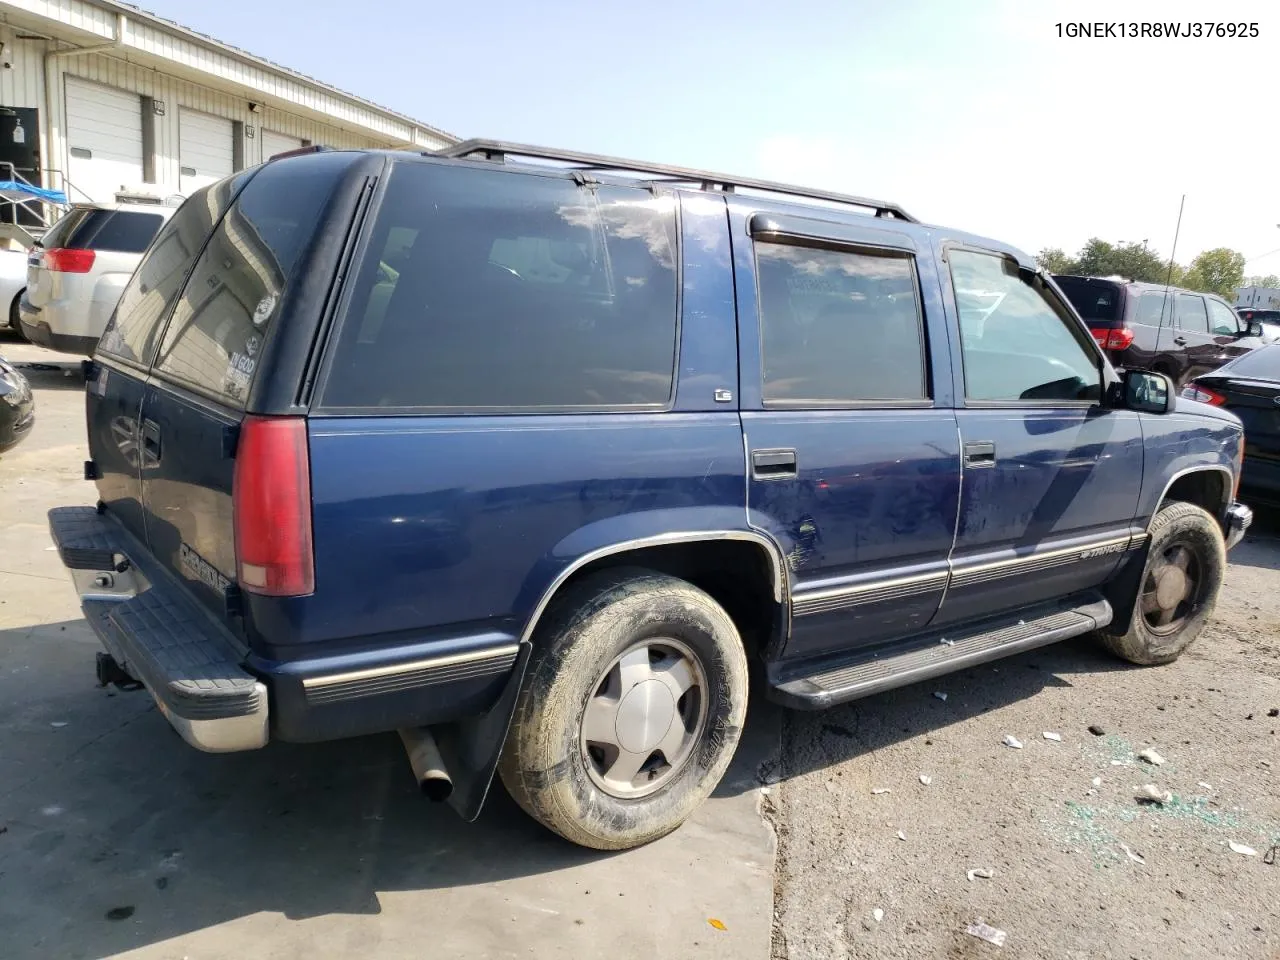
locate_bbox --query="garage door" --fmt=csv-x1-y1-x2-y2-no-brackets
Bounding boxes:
179,109,234,194
64,77,143,203
261,130,303,162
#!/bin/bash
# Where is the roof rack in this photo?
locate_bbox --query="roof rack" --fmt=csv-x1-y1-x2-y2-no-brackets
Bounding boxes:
438,139,918,223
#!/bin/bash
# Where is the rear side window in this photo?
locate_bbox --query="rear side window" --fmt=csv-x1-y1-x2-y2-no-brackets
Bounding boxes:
322,162,679,411
756,242,927,404
1134,292,1173,327
151,155,351,407
1176,294,1209,333
1220,345,1280,378
98,181,244,366
66,209,165,253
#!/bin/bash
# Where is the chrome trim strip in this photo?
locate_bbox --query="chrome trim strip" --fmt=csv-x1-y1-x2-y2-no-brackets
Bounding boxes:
302,644,520,690
519,528,790,646
793,569,948,617
948,533,1136,589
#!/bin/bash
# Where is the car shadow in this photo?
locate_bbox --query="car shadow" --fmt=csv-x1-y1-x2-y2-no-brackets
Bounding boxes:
0,617,771,958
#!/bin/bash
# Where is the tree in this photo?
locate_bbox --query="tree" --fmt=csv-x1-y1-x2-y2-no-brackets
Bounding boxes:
1244,274,1280,288
1036,247,1076,274
1072,238,1170,283
1182,248,1246,298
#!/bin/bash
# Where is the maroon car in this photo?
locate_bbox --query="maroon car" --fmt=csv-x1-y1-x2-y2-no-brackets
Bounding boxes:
1053,276,1263,387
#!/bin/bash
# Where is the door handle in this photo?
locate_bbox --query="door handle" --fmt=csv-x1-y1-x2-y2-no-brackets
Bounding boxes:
141,418,161,464
752,448,797,480
964,441,996,468
1173,336,1188,346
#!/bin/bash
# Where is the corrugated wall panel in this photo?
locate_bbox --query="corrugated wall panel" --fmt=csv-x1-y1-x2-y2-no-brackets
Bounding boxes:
0,31,48,110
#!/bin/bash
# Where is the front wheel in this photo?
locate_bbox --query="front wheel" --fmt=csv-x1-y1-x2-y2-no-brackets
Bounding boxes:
1101,501,1226,665
498,569,748,850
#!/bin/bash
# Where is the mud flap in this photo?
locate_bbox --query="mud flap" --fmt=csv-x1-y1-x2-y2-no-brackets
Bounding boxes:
1101,539,1151,632
435,640,533,821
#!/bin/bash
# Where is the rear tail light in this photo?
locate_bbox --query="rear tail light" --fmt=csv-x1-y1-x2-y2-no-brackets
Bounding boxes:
1180,385,1226,406
43,248,96,273
1089,326,1135,351
233,415,315,596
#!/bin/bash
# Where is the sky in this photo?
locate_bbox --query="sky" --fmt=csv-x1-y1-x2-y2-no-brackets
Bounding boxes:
139,0,1280,274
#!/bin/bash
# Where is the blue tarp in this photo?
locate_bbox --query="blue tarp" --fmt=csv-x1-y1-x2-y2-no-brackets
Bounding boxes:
0,181,68,204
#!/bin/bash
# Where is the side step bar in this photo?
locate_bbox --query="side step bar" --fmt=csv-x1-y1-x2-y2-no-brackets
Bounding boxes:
768,594,1113,710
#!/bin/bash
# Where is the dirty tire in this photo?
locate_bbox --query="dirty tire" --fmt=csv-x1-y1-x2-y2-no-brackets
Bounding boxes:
498,568,749,850
1101,501,1226,665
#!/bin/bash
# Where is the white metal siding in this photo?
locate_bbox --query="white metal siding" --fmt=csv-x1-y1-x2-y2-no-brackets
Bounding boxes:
64,76,142,202
178,108,233,193
260,129,303,161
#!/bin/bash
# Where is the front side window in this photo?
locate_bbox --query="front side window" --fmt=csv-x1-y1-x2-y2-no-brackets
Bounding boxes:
949,249,1101,403
151,154,353,406
1176,294,1209,333
322,162,679,411
1206,299,1241,336
756,242,927,404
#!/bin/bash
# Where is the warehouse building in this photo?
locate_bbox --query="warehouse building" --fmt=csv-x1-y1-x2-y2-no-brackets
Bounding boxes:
0,0,455,217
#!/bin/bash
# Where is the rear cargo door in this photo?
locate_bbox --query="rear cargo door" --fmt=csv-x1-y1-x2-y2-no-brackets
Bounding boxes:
137,156,353,619
88,183,240,540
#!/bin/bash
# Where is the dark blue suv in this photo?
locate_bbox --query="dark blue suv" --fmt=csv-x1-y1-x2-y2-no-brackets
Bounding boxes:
49,140,1252,850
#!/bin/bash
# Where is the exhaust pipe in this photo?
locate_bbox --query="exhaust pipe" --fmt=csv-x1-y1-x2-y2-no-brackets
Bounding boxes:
397,726,454,802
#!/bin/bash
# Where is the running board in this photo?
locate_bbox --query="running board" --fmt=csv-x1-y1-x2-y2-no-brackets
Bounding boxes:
768,594,1113,710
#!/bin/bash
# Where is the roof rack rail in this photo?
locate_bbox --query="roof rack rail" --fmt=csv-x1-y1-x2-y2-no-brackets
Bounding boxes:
437,139,918,223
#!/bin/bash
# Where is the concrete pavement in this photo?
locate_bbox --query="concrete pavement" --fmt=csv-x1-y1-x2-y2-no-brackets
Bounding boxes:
0,335,778,960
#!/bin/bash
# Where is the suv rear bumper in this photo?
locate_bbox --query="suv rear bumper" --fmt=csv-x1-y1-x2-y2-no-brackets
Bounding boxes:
18,298,99,356
48,505,518,751
49,506,269,752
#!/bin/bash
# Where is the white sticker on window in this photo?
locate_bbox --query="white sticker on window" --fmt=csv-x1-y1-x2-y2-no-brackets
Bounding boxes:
252,295,277,327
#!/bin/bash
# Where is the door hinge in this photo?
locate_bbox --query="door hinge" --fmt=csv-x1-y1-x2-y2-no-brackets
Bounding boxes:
223,583,244,619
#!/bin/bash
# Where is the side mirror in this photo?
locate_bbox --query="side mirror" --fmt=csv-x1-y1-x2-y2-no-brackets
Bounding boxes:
1247,320,1265,338
1115,369,1174,414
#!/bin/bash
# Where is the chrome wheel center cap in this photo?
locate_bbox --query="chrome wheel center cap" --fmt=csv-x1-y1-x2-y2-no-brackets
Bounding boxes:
614,679,676,754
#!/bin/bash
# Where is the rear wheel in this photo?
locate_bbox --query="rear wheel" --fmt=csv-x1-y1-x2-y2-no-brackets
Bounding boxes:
8,291,25,338
499,569,748,850
1101,501,1225,665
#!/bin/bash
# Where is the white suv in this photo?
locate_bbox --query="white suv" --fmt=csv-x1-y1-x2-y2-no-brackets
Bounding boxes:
19,201,174,356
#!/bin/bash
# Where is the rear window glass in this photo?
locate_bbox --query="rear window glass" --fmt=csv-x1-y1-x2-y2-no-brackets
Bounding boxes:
321,162,679,411
98,180,246,366
66,209,165,253
1221,345,1280,379
1053,278,1121,322
39,208,91,249
151,155,353,407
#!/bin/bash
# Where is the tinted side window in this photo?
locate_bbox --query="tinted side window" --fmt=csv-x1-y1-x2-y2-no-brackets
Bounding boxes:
323,162,679,411
1176,294,1209,333
1206,299,1240,335
152,156,351,407
950,250,1101,403
70,210,165,253
756,242,926,403
1134,292,1173,327
98,182,241,366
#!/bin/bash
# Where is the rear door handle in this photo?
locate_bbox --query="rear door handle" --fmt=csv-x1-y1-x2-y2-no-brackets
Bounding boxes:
964,441,995,468
752,448,797,480
1173,336,1188,346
